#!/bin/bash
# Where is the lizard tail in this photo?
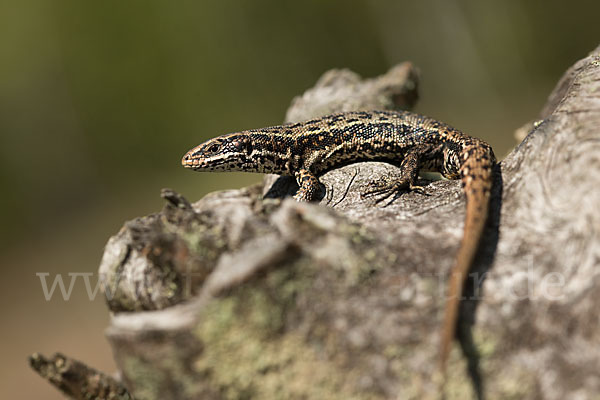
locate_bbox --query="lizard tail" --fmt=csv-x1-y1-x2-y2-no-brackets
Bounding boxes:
438,145,495,376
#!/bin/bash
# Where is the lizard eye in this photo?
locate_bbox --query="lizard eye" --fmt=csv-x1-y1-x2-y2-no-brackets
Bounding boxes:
206,143,221,153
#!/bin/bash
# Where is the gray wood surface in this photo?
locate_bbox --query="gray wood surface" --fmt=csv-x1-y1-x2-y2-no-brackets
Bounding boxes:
33,45,600,400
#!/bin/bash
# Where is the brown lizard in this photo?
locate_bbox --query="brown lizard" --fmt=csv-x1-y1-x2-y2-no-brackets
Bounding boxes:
182,109,496,386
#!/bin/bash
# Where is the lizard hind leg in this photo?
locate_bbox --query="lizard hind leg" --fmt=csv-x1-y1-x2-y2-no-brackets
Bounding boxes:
361,149,425,202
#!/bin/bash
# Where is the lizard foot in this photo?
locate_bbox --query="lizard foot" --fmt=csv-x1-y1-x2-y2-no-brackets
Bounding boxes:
361,178,408,204
408,183,429,195
362,178,429,203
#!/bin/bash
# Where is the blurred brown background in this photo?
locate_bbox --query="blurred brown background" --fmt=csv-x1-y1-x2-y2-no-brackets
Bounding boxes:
0,1,597,398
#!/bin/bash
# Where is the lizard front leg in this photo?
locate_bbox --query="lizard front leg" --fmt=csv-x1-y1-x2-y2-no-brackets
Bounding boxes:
293,168,321,202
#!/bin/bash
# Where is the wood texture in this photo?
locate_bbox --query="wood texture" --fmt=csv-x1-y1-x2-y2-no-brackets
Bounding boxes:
32,46,600,399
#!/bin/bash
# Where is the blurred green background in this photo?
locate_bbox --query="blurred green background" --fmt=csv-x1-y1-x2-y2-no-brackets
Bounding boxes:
1,1,597,398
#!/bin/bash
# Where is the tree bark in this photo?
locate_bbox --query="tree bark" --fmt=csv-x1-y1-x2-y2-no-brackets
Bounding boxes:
32,45,600,399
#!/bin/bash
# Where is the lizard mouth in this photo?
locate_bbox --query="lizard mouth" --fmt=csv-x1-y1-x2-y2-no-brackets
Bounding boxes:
181,153,199,168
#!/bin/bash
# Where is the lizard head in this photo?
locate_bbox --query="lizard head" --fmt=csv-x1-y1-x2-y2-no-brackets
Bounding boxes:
182,133,254,172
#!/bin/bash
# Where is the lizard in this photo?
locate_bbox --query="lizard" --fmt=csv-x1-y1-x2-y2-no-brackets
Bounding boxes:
181,109,496,385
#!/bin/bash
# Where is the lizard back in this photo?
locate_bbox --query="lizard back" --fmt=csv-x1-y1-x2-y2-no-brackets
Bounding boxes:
182,110,492,179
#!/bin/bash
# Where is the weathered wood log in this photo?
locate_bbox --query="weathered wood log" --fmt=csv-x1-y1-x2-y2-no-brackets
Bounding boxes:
32,44,600,399
28,353,131,400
